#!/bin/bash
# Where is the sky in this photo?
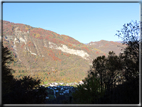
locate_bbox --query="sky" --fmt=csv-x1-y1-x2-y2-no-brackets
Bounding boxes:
2,2,140,44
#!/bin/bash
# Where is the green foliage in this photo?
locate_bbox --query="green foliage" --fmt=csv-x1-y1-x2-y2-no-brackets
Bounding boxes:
44,81,48,84
72,74,105,104
18,64,22,67
60,71,65,76
22,70,24,73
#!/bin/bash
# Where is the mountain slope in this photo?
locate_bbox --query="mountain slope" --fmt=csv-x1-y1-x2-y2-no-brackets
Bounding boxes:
2,20,126,83
87,40,126,56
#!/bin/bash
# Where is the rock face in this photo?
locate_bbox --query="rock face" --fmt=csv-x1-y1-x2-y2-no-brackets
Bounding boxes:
2,20,126,81
49,41,90,60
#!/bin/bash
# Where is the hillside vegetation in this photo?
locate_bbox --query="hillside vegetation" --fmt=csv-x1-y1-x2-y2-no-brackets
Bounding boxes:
2,20,126,84
2,21,140,104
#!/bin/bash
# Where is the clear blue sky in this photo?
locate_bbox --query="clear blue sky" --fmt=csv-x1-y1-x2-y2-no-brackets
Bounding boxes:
3,3,140,43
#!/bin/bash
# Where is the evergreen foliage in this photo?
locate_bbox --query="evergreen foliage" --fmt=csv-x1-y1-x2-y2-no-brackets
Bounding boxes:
2,44,47,104
2,45,15,95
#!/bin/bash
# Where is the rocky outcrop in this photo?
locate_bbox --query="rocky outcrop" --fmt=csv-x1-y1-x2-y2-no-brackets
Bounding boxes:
49,41,90,60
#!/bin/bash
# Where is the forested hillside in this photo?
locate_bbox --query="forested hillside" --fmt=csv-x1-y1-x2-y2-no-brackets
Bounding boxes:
2,20,126,83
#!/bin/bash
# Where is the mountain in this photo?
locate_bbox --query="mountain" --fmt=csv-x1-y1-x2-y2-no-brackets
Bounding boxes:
1,20,126,83
86,40,126,56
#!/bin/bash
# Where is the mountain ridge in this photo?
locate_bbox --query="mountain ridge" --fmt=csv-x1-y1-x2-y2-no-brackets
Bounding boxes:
2,20,126,83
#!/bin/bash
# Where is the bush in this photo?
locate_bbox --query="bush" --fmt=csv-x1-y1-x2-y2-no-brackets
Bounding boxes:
72,74,105,104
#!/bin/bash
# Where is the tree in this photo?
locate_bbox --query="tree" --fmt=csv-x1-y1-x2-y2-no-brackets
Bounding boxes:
72,73,105,104
90,52,124,92
116,21,140,81
72,51,125,104
4,76,47,104
2,44,15,95
2,44,47,104
104,51,123,90
72,21,140,104
98,21,140,104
